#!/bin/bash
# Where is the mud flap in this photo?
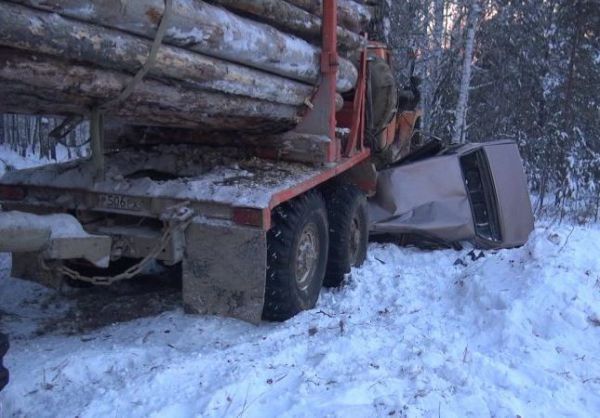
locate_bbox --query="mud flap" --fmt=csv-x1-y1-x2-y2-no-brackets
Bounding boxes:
182,218,267,324
11,252,64,289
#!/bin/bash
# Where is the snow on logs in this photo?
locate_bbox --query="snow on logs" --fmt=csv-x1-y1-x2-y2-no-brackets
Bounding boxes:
206,0,365,52
285,0,372,33
0,3,315,106
0,0,371,132
7,0,358,91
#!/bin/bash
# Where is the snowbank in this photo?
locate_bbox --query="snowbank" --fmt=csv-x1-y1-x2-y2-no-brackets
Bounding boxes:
0,224,599,417
0,144,77,176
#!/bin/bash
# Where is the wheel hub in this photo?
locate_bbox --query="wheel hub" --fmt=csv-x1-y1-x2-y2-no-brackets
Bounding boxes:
295,223,319,291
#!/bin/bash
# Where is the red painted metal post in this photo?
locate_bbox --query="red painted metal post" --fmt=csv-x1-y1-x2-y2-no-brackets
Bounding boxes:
322,0,338,149
290,0,340,162
343,47,367,157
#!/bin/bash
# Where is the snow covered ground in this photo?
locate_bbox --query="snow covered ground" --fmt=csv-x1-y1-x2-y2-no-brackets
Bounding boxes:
0,144,79,177
0,223,599,418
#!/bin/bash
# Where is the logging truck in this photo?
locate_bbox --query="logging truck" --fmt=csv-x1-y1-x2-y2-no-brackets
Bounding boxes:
0,0,533,323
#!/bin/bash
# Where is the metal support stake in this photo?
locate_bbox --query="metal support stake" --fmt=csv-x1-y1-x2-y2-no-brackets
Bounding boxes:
90,108,105,180
86,0,171,180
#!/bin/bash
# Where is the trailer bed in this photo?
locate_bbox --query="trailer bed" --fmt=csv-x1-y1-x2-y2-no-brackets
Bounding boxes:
1,145,331,209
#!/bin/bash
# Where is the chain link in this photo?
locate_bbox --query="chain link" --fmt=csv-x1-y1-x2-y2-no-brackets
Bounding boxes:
41,207,192,286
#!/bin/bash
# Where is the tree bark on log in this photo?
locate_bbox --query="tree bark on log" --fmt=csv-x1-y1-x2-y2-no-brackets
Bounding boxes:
103,126,332,163
0,48,301,132
8,0,358,92
1,83,299,133
0,2,320,106
206,0,366,53
285,0,372,33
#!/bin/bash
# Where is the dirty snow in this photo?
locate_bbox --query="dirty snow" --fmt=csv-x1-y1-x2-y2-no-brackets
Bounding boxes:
0,224,599,417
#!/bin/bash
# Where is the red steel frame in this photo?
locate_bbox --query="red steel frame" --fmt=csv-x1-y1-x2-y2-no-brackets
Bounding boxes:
233,0,372,231
322,0,339,150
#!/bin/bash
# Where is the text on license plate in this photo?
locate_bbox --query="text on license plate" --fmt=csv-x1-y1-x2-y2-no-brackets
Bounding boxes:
98,194,143,211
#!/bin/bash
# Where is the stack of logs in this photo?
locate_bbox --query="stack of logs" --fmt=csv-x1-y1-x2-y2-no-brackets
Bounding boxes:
0,0,373,134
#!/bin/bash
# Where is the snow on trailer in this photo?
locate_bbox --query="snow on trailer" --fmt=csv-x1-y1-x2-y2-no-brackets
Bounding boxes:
0,144,344,210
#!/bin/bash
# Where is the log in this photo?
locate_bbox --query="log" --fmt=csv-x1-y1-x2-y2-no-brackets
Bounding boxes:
1,82,298,133
206,0,365,52
285,0,372,33
103,126,332,163
8,0,358,92
0,48,301,132
0,2,317,106
256,132,332,163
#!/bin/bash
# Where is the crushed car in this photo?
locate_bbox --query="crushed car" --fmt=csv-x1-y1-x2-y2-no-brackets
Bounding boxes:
369,140,535,249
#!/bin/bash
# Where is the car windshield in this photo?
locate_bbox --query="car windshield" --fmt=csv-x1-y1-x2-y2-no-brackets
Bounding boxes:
460,150,502,242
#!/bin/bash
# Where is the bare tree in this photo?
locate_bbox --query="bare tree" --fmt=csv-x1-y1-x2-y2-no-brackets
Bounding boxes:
452,0,480,144
421,0,446,137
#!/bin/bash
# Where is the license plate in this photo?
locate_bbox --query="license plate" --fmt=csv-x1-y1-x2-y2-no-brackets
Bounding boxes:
97,194,143,211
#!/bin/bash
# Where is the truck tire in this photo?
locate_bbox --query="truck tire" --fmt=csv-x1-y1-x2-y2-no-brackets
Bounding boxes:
263,191,329,321
323,185,368,287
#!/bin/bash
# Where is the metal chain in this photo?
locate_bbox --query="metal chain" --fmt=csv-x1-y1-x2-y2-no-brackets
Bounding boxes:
54,216,192,286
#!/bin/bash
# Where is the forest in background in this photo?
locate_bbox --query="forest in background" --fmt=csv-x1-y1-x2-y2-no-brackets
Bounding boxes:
1,0,599,220
374,0,599,220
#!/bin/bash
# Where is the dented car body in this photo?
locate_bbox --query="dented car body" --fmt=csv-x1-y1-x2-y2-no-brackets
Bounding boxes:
369,140,535,249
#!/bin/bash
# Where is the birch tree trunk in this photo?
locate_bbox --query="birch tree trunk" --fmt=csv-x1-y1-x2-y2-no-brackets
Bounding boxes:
452,0,480,144
422,0,446,138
